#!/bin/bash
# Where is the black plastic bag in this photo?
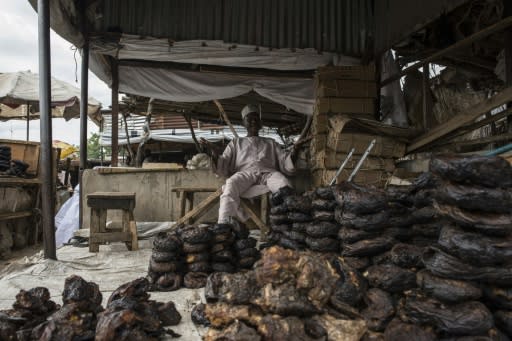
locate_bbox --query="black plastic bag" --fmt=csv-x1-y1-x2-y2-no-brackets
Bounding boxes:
438,225,512,266
412,223,442,238
269,214,290,225
333,182,388,214
400,294,493,336
330,257,368,306
423,247,512,286
306,221,340,238
390,243,424,268
482,285,512,310
412,172,440,192
312,210,335,221
305,236,339,252
435,202,512,236
494,310,512,338
430,155,512,188
287,211,313,223
365,264,416,293
284,195,312,212
338,227,379,243
386,185,414,207
435,182,512,213
315,187,335,200
361,288,395,332
342,236,394,257
383,319,437,341
416,270,482,304
311,198,338,211
335,209,391,231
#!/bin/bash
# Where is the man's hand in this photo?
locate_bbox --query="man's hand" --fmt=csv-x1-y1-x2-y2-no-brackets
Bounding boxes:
199,138,222,159
289,136,311,161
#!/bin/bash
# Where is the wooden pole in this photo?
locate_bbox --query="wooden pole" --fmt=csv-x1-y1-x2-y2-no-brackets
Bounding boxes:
38,0,56,260
111,58,119,166
214,100,238,138
26,103,30,141
184,114,202,153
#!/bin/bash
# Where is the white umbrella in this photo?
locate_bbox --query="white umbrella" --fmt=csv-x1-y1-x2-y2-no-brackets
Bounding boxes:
0,71,101,122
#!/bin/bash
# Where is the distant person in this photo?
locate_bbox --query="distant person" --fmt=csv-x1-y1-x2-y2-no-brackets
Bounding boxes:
200,104,298,226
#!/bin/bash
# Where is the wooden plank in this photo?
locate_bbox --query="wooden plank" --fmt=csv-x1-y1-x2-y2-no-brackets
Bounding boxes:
0,211,32,221
452,133,512,148
240,200,268,234
407,87,512,153
171,187,218,192
90,232,132,243
171,188,222,228
0,178,41,185
382,16,512,86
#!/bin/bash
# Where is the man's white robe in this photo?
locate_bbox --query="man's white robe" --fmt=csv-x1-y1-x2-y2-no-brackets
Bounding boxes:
214,136,295,223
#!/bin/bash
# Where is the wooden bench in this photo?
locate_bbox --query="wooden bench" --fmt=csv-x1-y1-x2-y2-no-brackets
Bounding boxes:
171,187,269,235
87,192,138,252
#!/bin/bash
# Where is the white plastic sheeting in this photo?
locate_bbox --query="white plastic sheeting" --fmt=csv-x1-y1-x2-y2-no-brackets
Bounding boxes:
91,36,359,71
118,66,316,115
55,185,80,248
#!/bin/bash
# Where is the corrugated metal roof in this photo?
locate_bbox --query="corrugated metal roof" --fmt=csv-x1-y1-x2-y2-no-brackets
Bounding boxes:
97,0,374,56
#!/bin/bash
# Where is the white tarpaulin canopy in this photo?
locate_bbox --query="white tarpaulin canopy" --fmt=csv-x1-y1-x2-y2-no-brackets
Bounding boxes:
0,71,101,121
117,66,316,115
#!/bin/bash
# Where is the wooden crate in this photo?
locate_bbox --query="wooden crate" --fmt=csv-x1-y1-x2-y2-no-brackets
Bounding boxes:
316,64,376,81
309,133,327,157
312,169,389,188
316,79,378,98
312,150,395,172
326,132,405,158
0,139,40,175
316,98,375,116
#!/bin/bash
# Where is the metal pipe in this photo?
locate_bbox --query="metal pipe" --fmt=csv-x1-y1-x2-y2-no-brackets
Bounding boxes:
38,0,56,260
348,139,376,182
111,58,119,166
79,31,89,231
329,148,355,186
26,103,30,141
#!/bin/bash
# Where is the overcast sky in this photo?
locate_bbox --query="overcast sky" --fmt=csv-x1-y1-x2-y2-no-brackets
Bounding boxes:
0,0,111,145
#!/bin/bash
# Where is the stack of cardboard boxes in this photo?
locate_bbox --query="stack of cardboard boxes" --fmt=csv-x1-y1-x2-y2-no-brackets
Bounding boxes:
309,64,405,187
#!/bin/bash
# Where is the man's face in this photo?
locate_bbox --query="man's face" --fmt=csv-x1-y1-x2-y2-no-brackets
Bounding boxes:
243,112,262,134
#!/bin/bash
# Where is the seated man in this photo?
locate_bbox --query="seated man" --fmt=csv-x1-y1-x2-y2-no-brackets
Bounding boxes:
200,104,297,225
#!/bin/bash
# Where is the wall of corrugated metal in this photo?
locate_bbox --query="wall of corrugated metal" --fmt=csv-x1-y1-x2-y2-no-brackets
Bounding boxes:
98,0,373,57
374,0,470,55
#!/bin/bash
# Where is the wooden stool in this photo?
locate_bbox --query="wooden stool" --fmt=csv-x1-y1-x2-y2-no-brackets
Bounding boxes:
87,192,138,252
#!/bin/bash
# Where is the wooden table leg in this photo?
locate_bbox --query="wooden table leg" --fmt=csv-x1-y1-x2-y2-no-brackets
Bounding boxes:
178,191,186,219
186,192,194,224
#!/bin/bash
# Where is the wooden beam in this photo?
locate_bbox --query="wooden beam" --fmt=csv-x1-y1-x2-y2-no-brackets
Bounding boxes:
0,211,33,221
171,188,222,228
407,87,512,153
382,16,512,87
111,58,119,167
452,133,512,149
429,107,512,149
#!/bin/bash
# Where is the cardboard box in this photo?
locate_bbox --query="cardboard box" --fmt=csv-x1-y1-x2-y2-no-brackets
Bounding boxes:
316,79,378,98
326,132,406,158
316,64,376,81
312,150,395,171
312,169,389,188
309,134,327,156
311,112,329,134
316,98,375,115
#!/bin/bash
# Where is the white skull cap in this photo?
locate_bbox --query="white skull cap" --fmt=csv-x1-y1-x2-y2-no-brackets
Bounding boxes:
241,104,259,119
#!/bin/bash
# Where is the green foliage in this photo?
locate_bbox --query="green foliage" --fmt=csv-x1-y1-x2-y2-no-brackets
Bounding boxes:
87,133,110,159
